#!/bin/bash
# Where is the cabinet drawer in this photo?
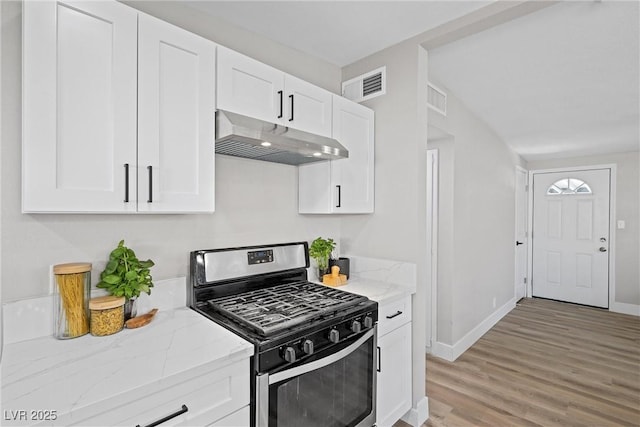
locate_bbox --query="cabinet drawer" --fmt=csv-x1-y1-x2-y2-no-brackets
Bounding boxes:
378,295,411,337
61,359,249,427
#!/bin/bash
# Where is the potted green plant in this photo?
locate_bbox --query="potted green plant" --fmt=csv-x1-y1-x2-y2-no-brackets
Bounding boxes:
96,240,155,319
309,237,336,279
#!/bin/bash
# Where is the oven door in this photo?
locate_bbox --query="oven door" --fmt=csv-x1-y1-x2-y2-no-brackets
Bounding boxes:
256,326,377,427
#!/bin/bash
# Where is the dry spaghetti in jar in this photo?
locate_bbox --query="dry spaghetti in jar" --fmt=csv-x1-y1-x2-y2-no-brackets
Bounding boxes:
53,263,91,339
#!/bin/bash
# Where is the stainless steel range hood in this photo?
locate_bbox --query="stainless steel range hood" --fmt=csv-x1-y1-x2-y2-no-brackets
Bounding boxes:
215,110,348,166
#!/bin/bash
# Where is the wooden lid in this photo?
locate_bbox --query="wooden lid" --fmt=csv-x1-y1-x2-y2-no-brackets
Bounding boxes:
53,262,91,274
89,295,125,310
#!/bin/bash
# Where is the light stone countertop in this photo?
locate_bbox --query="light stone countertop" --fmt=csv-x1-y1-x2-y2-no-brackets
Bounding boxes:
0,307,253,423
332,276,415,306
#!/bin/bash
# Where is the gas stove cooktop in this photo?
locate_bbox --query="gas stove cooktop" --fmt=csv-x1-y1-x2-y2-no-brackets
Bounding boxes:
206,280,368,336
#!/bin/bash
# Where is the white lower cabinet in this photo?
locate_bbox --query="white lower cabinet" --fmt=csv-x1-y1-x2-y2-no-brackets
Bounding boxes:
376,296,412,427
52,359,249,427
206,406,250,427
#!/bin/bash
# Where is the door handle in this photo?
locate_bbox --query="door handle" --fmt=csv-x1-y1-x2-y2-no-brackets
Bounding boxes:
289,94,294,121
123,163,129,203
277,90,283,119
599,247,607,252
516,241,524,246
147,166,153,203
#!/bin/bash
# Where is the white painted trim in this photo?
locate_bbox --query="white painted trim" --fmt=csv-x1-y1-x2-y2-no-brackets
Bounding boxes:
610,302,640,317
514,166,528,301
426,149,439,349
528,164,617,310
430,297,517,362
400,396,429,427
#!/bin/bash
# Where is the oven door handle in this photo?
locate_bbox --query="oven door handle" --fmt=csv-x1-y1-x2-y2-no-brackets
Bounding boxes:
268,327,376,385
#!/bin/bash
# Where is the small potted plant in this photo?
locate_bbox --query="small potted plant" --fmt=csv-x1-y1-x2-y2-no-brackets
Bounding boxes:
96,240,155,319
309,237,336,279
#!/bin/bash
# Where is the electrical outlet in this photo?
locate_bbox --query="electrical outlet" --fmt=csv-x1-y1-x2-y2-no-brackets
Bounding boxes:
617,220,626,229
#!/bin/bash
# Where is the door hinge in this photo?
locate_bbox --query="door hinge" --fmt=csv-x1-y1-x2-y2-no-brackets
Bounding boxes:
524,277,527,284
525,184,529,192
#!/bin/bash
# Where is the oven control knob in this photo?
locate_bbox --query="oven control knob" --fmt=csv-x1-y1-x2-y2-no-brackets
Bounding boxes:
302,339,314,355
329,329,340,343
364,315,374,329
283,346,297,363
351,320,362,334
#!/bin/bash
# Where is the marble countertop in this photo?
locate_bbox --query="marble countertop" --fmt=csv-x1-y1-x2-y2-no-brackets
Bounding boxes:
332,276,415,306
1,307,253,421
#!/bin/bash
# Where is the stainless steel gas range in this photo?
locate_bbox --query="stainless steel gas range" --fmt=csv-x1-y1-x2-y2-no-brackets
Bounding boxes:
189,242,378,427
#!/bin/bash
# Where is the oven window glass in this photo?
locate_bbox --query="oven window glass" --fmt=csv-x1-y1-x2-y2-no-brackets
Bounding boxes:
269,337,374,427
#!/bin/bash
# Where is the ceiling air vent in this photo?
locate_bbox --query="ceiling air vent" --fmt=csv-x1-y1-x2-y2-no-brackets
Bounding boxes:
427,82,447,116
342,66,386,103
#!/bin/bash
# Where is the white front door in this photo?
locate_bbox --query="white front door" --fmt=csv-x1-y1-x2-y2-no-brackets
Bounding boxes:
532,169,610,308
514,167,528,300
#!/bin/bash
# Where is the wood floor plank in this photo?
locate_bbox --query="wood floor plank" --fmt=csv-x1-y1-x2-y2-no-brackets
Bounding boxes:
393,298,640,427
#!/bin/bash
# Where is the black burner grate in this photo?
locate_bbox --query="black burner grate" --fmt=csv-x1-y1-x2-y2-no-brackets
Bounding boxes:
207,281,367,336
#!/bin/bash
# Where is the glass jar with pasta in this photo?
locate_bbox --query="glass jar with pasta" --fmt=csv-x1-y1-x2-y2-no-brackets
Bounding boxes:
53,262,91,339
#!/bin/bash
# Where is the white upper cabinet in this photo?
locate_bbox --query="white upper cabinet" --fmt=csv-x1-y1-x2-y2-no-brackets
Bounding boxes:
137,14,216,213
22,1,216,213
299,95,374,214
216,46,284,125
23,0,138,213
216,47,332,137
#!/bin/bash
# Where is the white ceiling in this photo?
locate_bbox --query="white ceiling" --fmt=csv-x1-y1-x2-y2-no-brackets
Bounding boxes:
428,0,640,161
185,1,490,67
185,1,639,161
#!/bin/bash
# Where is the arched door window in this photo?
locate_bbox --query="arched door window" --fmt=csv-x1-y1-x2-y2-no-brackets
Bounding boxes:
546,178,592,195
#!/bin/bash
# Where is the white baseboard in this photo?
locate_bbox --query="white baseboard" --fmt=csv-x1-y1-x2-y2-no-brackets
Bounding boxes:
400,396,429,427
610,301,640,316
431,297,517,362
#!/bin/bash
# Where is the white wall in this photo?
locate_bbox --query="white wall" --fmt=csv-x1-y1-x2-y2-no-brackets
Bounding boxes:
429,80,526,345
1,0,342,302
527,152,640,306
341,39,429,420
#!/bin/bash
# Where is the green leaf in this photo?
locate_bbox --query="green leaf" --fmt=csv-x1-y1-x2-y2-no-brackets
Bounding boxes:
104,260,118,275
125,270,138,280
139,260,154,268
102,274,122,285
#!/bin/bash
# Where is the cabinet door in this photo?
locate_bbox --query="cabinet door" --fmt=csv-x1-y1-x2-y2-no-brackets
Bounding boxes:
216,46,284,124
285,75,332,137
137,14,216,213
377,322,412,427
22,0,137,213
331,96,375,213
299,96,374,214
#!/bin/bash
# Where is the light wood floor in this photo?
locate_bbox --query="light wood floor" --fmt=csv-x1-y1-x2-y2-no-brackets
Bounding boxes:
394,298,640,427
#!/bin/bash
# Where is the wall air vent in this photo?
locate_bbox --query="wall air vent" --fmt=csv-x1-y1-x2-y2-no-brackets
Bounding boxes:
427,82,447,116
342,66,386,103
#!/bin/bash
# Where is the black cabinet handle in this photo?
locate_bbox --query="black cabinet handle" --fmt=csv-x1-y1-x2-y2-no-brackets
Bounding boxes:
516,241,524,246
336,185,341,208
377,346,381,372
386,310,403,319
277,90,283,118
123,163,129,203
135,404,188,427
289,94,294,121
147,165,153,203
